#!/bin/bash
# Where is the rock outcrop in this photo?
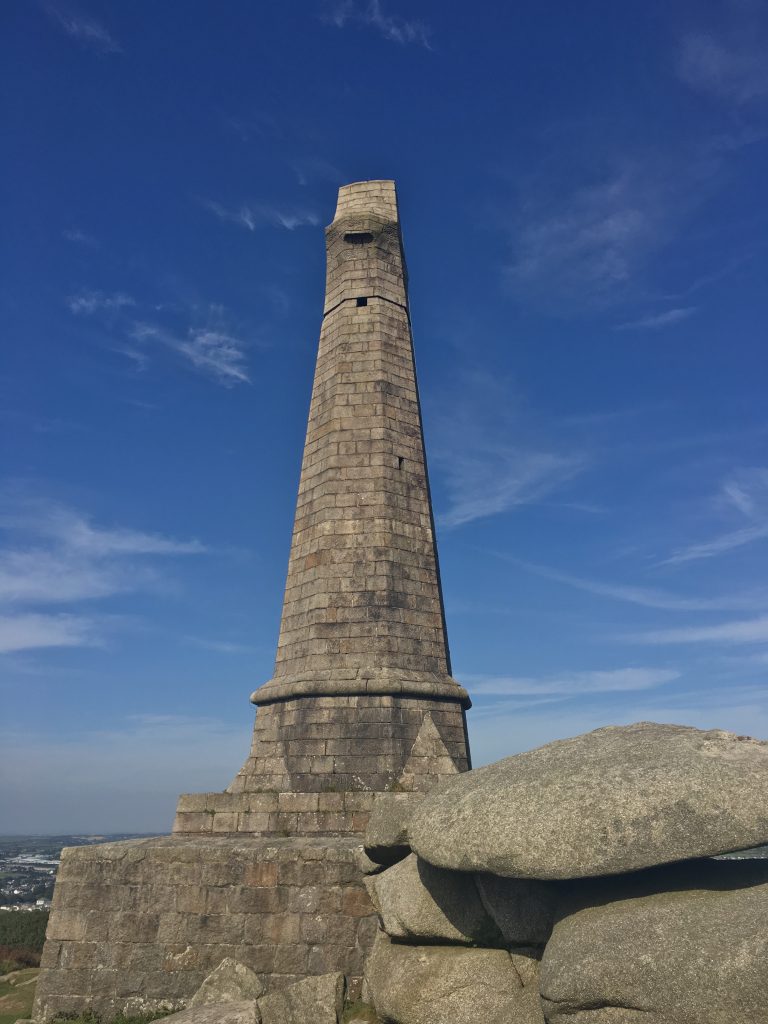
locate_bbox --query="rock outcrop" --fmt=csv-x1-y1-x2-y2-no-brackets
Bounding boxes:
366,853,503,946
540,859,768,1024
258,972,345,1024
360,721,768,1024
189,958,265,1008
408,722,768,878
365,932,543,1024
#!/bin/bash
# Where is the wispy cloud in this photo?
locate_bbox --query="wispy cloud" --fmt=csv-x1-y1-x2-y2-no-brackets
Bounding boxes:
6,501,206,557
503,557,767,612
663,467,768,565
201,199,319,232
65,287,253,387
0,495,205,652
678,32,768,103
507,165,669,306
185,637,256,655
628,615,768,646
45,4,121,54
67,290,135,315
291,157,344,187
432,371,588,528
324,0,431,47
616,306,697,330
441,449,585,528
62,228,98,247
132,323,251,386
465,667,680,697
0,612,99,654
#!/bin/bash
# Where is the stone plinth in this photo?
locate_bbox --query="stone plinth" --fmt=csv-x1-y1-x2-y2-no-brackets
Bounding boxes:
33,836,376,1022
174,698,469,836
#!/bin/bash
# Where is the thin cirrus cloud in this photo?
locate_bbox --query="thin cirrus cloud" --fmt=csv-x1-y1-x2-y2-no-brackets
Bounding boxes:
627,615,768,646
201,199,320,232
323,0,431,48
501,557,768,612
506,165,668,307
0,612,99,655
132,323,251,386
431,371,588,528
661,467,768,565
439,449,586,528
0,497,205,653
64,288,253,387
68,290,136,315
616,307,697,331
464,667,681,697
678,32,768,104
45,4,121,54
62,228,98,247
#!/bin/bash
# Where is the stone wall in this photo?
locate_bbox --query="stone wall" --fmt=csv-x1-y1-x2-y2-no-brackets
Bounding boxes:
33,836,376,1022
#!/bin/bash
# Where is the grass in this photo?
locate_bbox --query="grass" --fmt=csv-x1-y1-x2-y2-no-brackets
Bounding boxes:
0,966,39,1024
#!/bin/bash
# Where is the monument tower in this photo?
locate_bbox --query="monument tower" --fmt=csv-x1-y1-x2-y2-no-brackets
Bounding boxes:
34,181,471,1021
174,179,470,836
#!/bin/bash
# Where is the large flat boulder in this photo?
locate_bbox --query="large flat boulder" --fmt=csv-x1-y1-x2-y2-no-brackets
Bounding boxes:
160,1003,260,1024
189,958,265,1007
368,853,503,945
365,931,544,1024
258,972,344,1024
540,859,768,1024
409,723,768,878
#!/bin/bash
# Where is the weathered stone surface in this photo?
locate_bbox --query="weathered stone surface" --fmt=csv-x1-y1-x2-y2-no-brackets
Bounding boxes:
475,873,555,947
32,835,374,1022
161,1002,260,1024
540,859,768,1024
258,972,344,1024
365,931,544,1024
189,958,265,1007
364,794,424,866
410,723,768,878
369,853,502,946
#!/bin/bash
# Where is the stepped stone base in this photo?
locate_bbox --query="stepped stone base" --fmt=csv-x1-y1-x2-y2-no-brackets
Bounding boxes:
33,835,376,1022
174,697,470,837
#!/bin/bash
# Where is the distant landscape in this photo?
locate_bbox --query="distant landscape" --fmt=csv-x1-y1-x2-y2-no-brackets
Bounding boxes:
0,835,157,913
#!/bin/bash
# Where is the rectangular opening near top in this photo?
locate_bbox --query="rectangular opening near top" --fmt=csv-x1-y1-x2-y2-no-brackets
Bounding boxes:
344,232,374,245
356,297,368,307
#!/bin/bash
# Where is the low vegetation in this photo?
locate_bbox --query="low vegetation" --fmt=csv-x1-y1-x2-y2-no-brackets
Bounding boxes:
0,910,49,974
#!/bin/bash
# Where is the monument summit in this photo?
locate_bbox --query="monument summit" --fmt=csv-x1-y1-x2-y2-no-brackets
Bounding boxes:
34,181,472,1020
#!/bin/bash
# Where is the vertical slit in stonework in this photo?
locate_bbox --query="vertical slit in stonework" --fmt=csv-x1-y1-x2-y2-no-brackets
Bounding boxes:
397,456,404,469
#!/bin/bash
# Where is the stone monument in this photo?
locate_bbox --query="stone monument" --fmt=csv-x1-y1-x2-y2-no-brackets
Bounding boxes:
33,180,471,1021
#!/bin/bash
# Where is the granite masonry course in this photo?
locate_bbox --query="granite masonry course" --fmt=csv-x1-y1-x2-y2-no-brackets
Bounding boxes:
32,180,471,1021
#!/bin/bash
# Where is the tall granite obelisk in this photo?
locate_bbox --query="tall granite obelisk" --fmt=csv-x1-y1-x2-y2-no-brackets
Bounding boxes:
33,182,471,1022
175,180,470,836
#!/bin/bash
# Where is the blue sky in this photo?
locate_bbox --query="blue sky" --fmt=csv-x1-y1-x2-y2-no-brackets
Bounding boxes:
2,0,767,833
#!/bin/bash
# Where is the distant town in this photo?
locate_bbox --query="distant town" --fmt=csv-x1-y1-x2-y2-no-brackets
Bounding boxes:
0,835,154,911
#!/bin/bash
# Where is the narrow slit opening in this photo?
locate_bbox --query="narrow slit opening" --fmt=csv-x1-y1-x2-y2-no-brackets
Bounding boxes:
344,231,374,245
397,456,404,470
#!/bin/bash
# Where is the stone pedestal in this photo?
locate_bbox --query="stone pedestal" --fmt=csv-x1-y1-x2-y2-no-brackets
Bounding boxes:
33,836,375,1022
